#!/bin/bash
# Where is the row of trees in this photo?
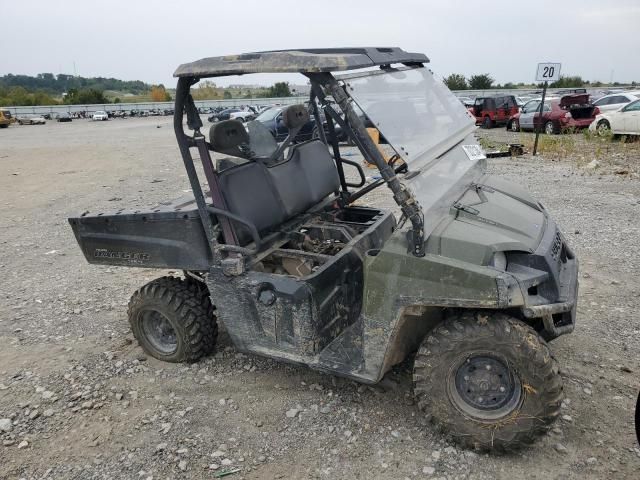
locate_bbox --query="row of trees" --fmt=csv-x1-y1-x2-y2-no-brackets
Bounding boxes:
191,81,294,101
0,85,173,106
444,73,494,90
0,73,149,95
443,73,638,91
1,79,293,106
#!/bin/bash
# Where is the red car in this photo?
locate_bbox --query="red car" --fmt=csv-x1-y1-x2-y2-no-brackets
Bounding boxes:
468,95,519,128
507,94,599,134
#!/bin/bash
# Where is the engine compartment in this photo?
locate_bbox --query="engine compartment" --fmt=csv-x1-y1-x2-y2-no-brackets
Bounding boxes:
253,206,390,278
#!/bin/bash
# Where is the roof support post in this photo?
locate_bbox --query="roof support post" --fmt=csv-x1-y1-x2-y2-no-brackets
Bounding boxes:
322,76,425,257
174,77,221,265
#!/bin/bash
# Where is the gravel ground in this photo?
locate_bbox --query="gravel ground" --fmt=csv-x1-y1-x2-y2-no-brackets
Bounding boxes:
1,117,639,479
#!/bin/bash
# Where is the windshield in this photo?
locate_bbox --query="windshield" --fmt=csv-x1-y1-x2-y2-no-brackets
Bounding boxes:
344,66,475,171
256,107,281,122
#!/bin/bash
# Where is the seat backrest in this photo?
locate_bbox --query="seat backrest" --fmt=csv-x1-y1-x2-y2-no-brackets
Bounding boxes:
210,120,250,158
217,139,339,245
267,140,340,217
217,161,286,244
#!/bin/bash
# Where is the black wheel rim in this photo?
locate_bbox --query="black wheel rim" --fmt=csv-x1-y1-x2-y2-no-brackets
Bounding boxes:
449,354,522,420
140,309,178,355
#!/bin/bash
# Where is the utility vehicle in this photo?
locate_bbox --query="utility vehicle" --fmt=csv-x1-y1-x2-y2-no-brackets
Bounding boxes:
69,48,578,451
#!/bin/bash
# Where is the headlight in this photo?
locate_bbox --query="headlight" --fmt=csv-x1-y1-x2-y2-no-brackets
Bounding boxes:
489,251,508,270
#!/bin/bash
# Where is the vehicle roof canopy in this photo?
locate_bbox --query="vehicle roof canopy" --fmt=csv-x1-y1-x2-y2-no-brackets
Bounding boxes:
173,48,428,78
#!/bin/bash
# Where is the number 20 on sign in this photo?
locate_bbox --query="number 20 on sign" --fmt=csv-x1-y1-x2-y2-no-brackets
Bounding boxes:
536,63,561,82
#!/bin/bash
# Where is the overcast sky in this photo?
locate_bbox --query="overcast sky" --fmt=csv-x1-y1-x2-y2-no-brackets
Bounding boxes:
2,0,639,87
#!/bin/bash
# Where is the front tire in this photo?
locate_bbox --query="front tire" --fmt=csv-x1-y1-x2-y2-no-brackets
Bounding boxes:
128,276,218,363
482,116,493,129
413,311,562,451
509,119,520,132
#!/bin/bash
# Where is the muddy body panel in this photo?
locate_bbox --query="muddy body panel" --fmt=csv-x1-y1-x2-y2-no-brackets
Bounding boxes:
204,207,396,382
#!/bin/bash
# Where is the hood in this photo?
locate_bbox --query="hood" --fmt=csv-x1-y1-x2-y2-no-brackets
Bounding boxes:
425,175,546,266
560,94,590,107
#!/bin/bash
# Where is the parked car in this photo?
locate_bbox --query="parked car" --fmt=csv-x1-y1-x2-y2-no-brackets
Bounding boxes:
252,105,271,114
0,109,14,128
515,96,536,108
468,95,519,128
589,98,640,136
92,111,109,121
457,96,474,107
17,115,46,125
592,91,640,113
254,105,355,144
507,94,598,134
56,113,73,122
254,106,316,142
208,108,242,122
554,88,587,96
229,110,255,123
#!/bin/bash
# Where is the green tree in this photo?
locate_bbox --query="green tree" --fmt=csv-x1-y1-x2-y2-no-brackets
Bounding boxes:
443,74,467,90
468,74,494,90
267,82,292,98
549,75,584,88
223,90,232,99
192,81,221,100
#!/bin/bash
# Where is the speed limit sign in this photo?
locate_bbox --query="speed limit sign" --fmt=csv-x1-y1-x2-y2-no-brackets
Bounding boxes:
536,63,561,82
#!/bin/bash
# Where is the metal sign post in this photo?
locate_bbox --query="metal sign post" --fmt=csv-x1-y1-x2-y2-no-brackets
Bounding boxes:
533,63,561,156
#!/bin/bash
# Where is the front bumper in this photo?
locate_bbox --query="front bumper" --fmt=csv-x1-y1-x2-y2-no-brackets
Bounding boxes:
506,218,579,339
521,253,578,338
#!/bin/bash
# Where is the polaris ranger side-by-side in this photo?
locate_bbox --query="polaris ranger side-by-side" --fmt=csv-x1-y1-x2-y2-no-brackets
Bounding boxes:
69,48,577,450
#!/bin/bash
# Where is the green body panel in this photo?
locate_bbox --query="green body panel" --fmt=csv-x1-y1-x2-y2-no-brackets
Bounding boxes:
426,176,546,266
359,174,547,381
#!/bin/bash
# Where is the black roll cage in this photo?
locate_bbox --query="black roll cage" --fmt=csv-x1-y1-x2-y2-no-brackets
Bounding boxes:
173,66,426,270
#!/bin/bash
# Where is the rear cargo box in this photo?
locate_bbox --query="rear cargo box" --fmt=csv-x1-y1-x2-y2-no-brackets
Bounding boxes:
68,196,213,271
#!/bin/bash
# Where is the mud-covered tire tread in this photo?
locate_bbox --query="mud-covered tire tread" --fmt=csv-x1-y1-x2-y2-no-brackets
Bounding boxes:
127,276,217,363
413,310,563,452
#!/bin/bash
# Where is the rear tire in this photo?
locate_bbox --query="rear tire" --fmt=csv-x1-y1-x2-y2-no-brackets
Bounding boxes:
128,276,218,363
596,119,610,135
413,311,563,451
509,119,520,132
482,116,493,129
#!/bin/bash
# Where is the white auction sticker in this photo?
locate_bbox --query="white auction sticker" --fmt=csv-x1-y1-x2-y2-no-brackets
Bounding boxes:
462,145,486,161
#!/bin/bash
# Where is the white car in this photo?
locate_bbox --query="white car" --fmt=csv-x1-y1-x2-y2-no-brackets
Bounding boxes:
589,99,640,136
92,111,109,121
591,91,640,113
229,110,255,122
17,115,46,125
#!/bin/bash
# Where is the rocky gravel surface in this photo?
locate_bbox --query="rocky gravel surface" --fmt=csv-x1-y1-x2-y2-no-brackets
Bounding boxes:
1,117,639,479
